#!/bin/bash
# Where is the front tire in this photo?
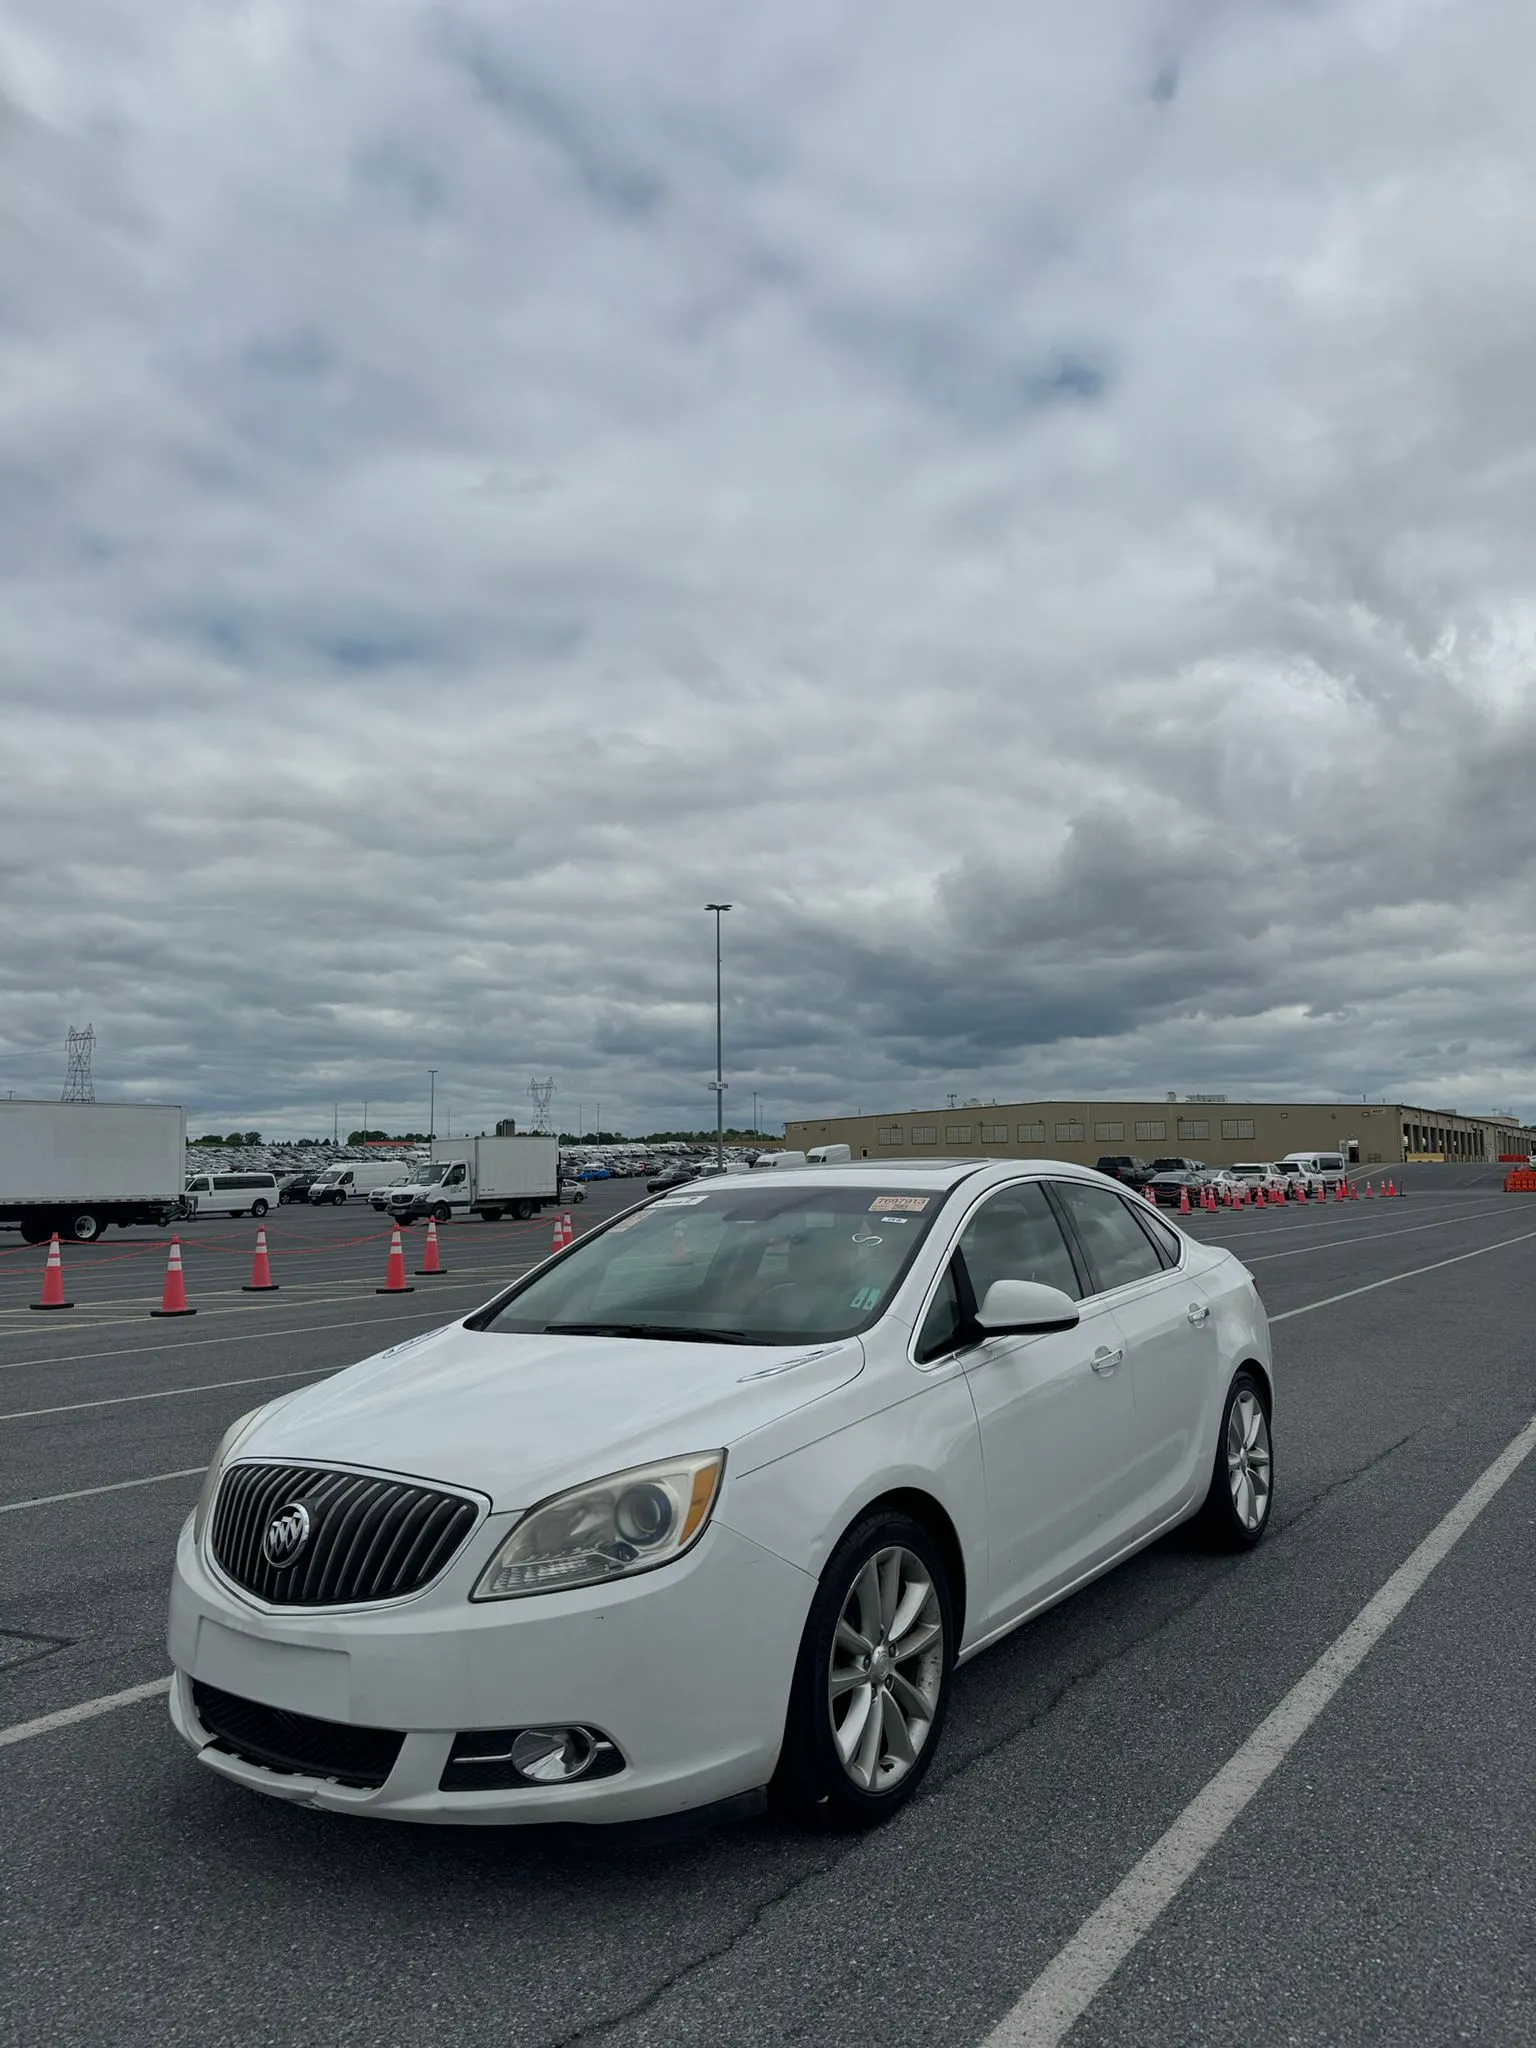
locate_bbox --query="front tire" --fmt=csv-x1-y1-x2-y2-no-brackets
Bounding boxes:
1198,1370,1273,1550
251,1200,268,1218
772,1511,953,1829
432,1203,452,1225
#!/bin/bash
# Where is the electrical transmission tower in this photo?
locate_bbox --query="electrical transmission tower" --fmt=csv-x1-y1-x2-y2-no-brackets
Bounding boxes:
527,1076,556,1133
62,1024,96,1102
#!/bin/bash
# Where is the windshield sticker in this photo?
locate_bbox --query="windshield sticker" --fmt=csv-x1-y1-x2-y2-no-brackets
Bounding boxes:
657,1193,710,1206
848,1284,885,1311
870,1194,930,1212
605,1212,649,1233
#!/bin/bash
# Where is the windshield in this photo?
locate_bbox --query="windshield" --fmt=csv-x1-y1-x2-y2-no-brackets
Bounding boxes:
474,1183,948,1345
420,1164,451,1185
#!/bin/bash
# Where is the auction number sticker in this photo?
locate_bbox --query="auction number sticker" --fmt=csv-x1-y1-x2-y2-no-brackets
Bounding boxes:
870,1194,930,1212
658,1193,710,1206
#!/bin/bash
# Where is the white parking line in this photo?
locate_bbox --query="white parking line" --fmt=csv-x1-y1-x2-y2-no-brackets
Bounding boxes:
0,1679,172,1754
0,1301,478,1375
0,1367,326,1423
1242,1204,1507,1263
983,1410,1536,2048
1269,1227,1536,1322
0,1468,206,1513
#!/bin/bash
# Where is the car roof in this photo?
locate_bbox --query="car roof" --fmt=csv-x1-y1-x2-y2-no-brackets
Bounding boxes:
713,1157,1113,1195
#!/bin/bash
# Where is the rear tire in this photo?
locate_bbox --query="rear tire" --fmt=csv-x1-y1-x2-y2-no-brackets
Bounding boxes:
514,1200,535,1221
771,1511,953,1829
1198,1370,1273,1551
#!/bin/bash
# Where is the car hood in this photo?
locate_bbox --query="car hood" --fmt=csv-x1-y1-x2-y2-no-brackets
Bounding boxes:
234,1321,867,1511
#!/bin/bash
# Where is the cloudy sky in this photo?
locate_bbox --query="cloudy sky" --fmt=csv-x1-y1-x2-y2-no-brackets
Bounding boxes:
3,0,1534,1138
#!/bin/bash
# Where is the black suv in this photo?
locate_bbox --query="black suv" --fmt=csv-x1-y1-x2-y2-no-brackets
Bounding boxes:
1095,1155,1155,1188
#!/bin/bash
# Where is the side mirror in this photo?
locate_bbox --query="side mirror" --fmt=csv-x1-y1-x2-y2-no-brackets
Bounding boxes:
975,1279,1080,1335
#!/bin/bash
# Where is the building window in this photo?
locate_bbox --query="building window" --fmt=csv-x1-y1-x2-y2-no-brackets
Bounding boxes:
911,1125,937,1145
945,1125,973,1144
1134,1120,1166,1142
1055,1121,1085,1143
1221,1119,1256,1141
980,1124,1008,1144
876,1126,904,1145
1094,1122,1125,1143
1178,1118,1210,1141
1017,1122,1046,1143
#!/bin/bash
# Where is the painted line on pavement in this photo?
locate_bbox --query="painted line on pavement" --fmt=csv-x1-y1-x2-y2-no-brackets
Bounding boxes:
0,1265,525,1322
982,1410,1536,2048
0,1367,328,1423
1269,1228,1536,1322
0,1679,172,1754
1241,1204,1507,1263
0,1467,206,1514
0,1280,535,1371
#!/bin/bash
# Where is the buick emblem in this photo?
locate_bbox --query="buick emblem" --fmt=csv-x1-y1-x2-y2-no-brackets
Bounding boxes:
262,1501,312,1568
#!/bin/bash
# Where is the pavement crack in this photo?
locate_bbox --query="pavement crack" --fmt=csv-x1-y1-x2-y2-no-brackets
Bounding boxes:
542,1842,847,2048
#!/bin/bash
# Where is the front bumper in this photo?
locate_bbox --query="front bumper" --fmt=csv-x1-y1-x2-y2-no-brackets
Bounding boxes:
167,1507,813,1825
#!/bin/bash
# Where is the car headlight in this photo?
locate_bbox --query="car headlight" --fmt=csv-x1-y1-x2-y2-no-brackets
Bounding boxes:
192,1406,264,1546
472,1451,725,1601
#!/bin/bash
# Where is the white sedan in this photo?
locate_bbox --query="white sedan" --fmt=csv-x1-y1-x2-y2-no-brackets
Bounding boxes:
167,1161,1273,1830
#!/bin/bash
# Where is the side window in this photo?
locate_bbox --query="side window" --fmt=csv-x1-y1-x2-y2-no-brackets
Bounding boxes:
1134,1204,1183,1267
956,1182,1082,1306
915,1264,965,1365
1053,1182,1164,1294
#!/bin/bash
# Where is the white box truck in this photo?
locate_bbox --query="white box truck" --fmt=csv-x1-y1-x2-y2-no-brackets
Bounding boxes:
387,1135,561,1224
0,1100,186,1243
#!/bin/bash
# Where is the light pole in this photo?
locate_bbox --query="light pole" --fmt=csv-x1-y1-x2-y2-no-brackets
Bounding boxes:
428,1069,437,1142
752,1090,759,1138
705,903,732,1169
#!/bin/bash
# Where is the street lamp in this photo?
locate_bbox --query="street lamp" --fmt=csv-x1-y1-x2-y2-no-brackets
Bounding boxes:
705,903,732,1170
428,1069,437,1142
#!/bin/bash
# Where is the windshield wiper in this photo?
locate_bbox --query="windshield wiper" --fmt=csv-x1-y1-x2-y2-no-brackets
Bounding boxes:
543,1321,751,1344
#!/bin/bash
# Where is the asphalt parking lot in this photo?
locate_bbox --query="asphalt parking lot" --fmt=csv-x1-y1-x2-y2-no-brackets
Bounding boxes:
2,1168,1532,2046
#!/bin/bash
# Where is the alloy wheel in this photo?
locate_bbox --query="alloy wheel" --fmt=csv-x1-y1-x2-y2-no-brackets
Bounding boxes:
1227,1388,1272,1531
828,1546,944,1793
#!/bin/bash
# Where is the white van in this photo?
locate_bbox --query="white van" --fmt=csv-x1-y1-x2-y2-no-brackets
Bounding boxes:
806,1143,852,1165
308,1162,414,1206
181,1171,280,1219
1277,1151,1347,1195
751,1151,809,1170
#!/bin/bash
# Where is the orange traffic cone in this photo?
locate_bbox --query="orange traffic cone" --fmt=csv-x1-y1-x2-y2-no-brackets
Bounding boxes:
151,1236,196,1316
1144,1185,1157,1205
377,1224,414,1294
30,1232,74,1311
551,1213,565,1254
416,1217,446,1275
243,1226,278,1291
1178,1185,1191,1214
562,1211,574,1247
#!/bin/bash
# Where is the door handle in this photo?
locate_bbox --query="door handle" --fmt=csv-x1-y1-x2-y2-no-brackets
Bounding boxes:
1091,1346,1123,1375
1187,1301,1210,1326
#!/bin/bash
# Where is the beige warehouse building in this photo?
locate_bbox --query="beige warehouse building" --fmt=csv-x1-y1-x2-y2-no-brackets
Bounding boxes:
784,1098,1535,1171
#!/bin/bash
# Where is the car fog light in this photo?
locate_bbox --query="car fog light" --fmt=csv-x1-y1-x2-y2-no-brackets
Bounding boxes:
511,1727,598,1782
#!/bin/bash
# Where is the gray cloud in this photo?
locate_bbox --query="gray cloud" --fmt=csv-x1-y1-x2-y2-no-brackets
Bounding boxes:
2,0,1536,1137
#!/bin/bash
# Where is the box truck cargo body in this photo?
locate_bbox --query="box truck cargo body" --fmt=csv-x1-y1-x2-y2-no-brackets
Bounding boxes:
387,1135,560,1223
0,1100,186,1241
